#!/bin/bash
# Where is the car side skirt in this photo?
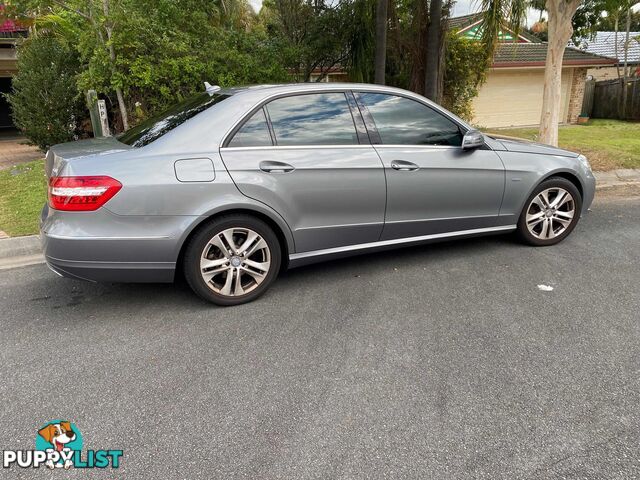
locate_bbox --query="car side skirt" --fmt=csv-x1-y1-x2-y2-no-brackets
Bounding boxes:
288,225,517,268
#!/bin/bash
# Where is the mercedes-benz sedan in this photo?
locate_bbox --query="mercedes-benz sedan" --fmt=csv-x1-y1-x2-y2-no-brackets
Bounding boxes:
41,83,595,305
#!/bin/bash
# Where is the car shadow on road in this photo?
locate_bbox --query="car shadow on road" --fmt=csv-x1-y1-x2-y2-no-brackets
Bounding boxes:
279,233,519,283
23,232,521,312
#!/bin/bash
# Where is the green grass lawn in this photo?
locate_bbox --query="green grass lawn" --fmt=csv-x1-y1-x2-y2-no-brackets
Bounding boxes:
0,159,47,237
486,119,640,171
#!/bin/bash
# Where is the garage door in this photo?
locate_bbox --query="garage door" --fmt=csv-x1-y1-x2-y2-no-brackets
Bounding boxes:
472,68,571,128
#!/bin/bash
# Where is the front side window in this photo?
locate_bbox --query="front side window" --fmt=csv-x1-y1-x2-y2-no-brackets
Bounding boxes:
356,93,463,146
118,93,229,148
266,93,359,146
228,108,272,147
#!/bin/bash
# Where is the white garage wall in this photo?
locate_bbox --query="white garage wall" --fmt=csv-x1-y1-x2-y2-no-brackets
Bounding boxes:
472,68,573,128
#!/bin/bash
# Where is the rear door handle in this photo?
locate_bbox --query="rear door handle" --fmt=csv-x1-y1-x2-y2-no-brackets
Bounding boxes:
259,161,295,173
391,160,419,171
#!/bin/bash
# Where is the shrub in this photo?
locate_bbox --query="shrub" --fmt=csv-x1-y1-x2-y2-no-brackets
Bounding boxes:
6,36,84,150
442,32,489,122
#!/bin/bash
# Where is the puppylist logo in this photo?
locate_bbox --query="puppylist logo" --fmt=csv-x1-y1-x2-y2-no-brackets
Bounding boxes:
2,420,123,470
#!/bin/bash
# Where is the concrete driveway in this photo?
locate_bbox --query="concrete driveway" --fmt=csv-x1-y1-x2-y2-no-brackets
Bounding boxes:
1,193,639,479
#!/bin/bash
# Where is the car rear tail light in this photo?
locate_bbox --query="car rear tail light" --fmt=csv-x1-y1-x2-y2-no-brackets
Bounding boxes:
48,176,122,211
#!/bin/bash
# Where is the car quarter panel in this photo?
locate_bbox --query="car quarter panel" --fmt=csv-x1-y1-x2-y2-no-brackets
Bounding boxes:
43,149,296,263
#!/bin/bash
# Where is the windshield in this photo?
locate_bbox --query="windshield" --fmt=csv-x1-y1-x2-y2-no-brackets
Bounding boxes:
118,93,229,147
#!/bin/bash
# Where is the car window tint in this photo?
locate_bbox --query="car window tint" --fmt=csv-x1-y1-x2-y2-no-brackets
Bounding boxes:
228,108,272,147
357,93,463,146
266,93,358,146
118,93,229,148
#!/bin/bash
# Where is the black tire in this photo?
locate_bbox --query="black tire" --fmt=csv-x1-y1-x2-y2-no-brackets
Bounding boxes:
517,177,583,246
183,214,281,306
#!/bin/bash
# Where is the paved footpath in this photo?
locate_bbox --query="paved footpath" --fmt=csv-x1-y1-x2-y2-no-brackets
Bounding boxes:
0,130,42,170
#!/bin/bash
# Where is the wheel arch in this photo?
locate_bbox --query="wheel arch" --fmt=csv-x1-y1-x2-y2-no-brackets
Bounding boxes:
518,169,584,216
541,170,584,199
175,206,294,278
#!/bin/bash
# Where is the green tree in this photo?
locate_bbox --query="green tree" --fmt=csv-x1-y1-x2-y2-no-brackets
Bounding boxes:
261,0,353,82
442,32,489,121
6,35,83,149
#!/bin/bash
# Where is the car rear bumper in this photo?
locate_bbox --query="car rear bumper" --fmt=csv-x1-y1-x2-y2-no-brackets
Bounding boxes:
43,255,176,283
40,204,200,283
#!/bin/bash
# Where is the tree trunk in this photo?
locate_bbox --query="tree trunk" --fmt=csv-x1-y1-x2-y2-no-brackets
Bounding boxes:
102,0,129,131
621,6,631,119
539,0,580,146
374,0,388,85
424,0,442,101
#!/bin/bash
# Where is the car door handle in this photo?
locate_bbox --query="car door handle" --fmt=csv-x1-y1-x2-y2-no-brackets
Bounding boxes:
391,160,419,171
259,161,295,173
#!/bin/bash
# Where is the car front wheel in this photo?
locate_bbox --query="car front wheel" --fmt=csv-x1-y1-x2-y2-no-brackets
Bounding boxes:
184,215,281,306
517,177,583,246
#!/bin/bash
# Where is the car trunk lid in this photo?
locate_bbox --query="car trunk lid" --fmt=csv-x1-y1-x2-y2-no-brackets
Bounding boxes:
45,137,131,178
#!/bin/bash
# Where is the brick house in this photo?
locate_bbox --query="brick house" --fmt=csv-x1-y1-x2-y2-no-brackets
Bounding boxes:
450,13,616,128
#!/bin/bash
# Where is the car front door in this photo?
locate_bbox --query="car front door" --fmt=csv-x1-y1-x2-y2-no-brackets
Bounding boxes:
355,92,507,240
220,91,386,253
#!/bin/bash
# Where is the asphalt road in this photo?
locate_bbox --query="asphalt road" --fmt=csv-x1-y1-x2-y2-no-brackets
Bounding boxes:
1,191,639,479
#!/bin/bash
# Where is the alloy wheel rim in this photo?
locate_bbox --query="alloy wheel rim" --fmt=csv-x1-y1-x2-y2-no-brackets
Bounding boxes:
200,227,271,296
526,187,575,240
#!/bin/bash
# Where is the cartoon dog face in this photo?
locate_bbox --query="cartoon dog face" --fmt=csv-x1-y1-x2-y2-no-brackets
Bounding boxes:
38,422,76,452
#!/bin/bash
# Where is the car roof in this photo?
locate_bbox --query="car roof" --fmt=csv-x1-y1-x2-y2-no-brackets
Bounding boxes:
219,82,421,98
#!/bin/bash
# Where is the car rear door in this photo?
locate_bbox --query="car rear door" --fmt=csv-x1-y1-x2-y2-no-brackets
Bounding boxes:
355,92,506,240
220,91,386,253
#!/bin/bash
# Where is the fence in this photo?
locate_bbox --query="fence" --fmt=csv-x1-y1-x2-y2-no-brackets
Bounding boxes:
582,77,640,121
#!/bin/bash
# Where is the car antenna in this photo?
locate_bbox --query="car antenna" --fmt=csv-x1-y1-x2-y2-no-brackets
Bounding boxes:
204,82,221,95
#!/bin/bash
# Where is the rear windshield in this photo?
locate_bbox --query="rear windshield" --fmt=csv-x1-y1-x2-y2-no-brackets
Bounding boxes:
118,93,229,147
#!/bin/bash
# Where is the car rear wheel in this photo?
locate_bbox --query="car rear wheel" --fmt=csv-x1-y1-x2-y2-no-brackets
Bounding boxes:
184,215,281,306
517,177,582,246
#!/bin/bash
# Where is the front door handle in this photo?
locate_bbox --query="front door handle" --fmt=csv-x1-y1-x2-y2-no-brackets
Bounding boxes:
391,160,419,171
259,161,295,173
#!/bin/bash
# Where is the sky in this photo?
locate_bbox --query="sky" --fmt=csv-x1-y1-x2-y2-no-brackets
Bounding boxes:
247,0,544,27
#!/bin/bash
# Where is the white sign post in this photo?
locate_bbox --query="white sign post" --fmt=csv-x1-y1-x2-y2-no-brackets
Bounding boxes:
97,100,111,137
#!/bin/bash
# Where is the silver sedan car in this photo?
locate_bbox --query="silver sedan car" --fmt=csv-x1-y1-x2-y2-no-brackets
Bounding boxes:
41,83,596,305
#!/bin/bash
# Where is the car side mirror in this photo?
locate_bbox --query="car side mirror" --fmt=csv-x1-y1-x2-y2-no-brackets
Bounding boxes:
462,130,484,150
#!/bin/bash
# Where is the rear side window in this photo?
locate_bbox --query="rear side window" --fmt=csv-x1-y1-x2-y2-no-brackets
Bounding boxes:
228,108,273,147
356,93,463,146
266,93,358,146
118,93,229,148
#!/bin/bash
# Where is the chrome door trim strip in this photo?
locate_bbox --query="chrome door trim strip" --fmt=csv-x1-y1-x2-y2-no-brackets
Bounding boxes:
384,214,499,224
289,225,516,260
295,221,384,231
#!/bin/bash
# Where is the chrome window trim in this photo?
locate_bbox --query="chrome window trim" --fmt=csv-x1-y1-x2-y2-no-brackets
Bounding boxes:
373,144,460,150
289,225,516,260
221,90,361,149
220,144,461,152
352,90,470,145
219,85,475,149
220,144,378,152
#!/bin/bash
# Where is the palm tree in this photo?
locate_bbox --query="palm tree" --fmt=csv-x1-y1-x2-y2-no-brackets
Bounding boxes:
480,0,582,146
424,0,442,100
